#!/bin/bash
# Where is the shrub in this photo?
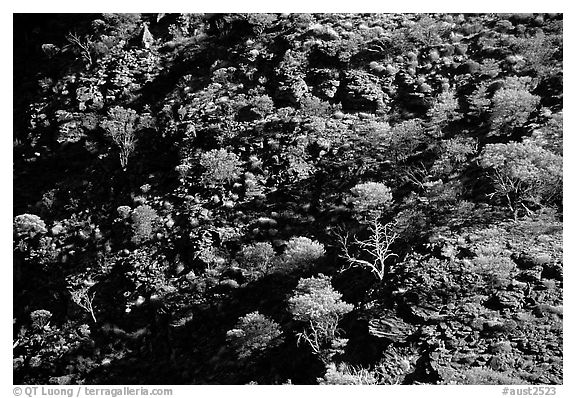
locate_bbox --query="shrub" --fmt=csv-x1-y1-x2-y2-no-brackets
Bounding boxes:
524,112,562,155
318,362,378,385
440,366,526,385
427,90,460,135
250,94,275,117
131,205,158,244
14,214,47,238
349,182,393,217
116,205,132,219
387,119,427,161
490,87,539,135
299,95,334,117
431,137,477,176
288,274,353,356
226,311,282,359
280,237,325,271
30,310,52,331
479,141,562,219
237,242,276,280
200,149,242,186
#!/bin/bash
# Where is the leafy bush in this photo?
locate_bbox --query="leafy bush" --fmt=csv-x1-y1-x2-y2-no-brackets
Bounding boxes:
116,205,132,219
14,214,47,238
226,311,282,359
431,137,477,176
299,95,334,117
237,242,276,280
387,119,427,161
280,237,325,271
30,310,52,331
479,141,562,219
288,274,353,356
250,94,275,117
130,205,158,244
490,86,539,135
200,149,242,186
427,90,460,135
524,112,562,155
349,182,393,217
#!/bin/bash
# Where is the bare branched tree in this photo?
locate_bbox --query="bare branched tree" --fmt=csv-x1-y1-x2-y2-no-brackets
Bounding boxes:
338,218,399,281
66,32,94,67
70,286,97,323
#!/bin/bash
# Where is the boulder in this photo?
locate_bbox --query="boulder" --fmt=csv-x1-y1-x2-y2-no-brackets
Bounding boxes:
339,70,385,112
368,314,416,342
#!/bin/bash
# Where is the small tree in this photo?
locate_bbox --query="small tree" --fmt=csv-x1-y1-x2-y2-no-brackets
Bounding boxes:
339,218,399,281
69,285,97,323
479,141,562,220
101,106,145,170
288,274,353,357
226,311,282,359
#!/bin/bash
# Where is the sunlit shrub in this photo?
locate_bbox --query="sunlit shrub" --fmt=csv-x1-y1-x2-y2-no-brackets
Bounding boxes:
250,94,275,117
116,205,132,219
427,90,460,135
280,237,325,270
30,310,52,331
349,182,393,217
226,311,282,359
479,141,562,219
237,242,276,280
431,137,477,176
489,79,540,135
200,149,242,186
387,119,427,161
288,274,353,355
131,205,158,244
14,214,47,238
318,362,378,385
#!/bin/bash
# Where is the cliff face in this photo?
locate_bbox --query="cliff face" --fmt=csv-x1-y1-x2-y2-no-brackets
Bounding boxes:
13,13,563,385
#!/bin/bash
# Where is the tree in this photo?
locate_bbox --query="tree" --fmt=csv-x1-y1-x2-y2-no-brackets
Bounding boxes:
288,274,353,357
101,106,147,169
479,141,562,220
338,218,399,281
